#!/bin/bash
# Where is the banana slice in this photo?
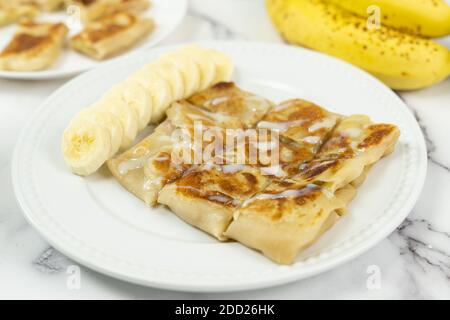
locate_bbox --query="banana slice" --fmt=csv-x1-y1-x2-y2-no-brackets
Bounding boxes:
180,45,216,91
208,49,234,83
95,94,139,150
163,52,201,98
75,107,124,158
129,70,173,123
62,109,119,176
62,125,111,176
105,83,151,132
149,59,185,101
122,82,152,130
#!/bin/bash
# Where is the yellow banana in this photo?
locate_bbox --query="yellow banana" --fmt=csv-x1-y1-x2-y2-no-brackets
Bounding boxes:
266,0,450,90
324,0,450,38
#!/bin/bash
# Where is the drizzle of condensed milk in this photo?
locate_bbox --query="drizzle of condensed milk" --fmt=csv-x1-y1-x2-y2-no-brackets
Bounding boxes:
257,119,306,132
308,117,336,132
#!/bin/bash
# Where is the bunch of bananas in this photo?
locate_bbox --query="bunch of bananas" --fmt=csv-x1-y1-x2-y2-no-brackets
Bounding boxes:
266,0,450,90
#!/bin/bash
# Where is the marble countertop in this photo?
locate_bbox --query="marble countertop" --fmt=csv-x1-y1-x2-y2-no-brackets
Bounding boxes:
1,0,449,299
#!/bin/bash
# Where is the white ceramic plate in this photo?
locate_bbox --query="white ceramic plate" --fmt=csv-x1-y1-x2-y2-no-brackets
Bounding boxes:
12,42,427,292
0,0,187,80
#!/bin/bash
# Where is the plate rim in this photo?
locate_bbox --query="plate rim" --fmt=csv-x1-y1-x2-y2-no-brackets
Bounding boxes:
11,40,428,292
0,0,188,80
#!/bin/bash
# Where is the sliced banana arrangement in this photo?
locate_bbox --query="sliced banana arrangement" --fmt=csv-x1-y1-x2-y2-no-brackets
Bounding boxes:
62,45,234,176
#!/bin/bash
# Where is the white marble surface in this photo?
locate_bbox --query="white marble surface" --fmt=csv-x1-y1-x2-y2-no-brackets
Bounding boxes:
1,0,450,299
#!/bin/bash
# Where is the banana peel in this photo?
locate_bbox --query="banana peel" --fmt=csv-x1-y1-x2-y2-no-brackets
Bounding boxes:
266,0,450,90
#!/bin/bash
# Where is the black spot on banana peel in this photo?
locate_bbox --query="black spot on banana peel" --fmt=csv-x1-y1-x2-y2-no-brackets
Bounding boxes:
266,0,450,90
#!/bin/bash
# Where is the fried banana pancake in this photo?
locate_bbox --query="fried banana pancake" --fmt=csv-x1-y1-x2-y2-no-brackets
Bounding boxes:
70,12,154,60
0,21,68,71
106,82,400,265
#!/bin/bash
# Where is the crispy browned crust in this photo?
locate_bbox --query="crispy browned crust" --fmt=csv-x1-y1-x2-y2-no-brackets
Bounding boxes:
1,22,66,56
158,164,271,240
174,165,271,204
358,124,399,149
236,180,324,221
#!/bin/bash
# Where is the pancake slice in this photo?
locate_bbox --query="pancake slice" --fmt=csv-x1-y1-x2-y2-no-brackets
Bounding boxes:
106,120,185,206
291,115,400,193
0,21,68,71
70,12,154,60
158,164,272,240
187,82,273,128
224,179,348,264
257,99,341,152
0,2,38,27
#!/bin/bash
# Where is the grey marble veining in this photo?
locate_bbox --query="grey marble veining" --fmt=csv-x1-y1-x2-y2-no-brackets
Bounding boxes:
33,247,73,274
408,106,450,172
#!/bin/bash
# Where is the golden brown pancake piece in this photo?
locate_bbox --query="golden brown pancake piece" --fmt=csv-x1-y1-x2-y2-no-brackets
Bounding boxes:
107,120,184,206
291,115,400,192
70,12,154,60
158,164,272,240
188,82,273,128
258,99,341,156
224,179,347,264
0,2,38,27
0,21,68,71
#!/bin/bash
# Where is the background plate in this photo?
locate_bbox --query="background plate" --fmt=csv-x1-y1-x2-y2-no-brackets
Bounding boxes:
12,42,427,292
0,0,187,80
